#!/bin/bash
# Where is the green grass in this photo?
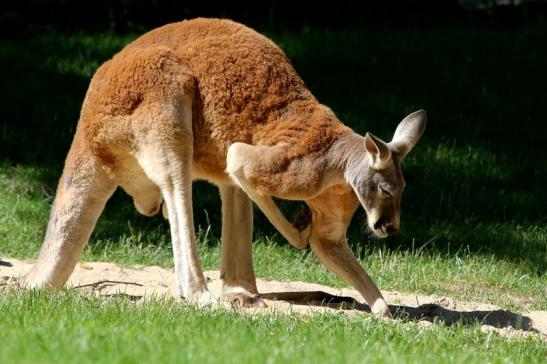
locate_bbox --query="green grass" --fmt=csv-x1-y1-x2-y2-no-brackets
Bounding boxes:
0,290,545,364
1,23,547,363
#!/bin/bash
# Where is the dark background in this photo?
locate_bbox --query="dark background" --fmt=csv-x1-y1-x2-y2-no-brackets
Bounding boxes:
1,1,546,270
2,0,547,33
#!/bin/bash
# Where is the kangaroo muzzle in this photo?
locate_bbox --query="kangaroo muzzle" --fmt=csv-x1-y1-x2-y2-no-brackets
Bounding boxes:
372,216,399,237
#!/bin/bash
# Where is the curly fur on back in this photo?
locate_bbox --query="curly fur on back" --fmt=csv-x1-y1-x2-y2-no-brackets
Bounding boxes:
82,18,351,182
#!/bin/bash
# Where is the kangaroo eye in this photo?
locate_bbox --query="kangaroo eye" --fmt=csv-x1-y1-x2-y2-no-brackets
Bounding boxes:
379,185,392,196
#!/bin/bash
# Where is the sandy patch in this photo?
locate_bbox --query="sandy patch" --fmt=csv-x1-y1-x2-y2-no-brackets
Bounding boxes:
1,256,545,341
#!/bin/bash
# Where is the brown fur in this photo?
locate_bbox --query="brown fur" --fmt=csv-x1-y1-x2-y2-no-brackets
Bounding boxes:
24,18,426,316
82,18,350,184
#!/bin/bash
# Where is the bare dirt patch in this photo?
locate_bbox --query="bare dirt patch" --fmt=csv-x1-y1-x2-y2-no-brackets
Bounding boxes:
1,256,545,341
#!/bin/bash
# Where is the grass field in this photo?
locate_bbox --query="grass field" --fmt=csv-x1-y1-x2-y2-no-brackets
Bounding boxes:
0,22,546,363
1,291,545,364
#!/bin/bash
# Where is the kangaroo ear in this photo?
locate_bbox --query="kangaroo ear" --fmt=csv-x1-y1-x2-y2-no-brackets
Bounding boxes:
365,132,391,169
390,110,427,157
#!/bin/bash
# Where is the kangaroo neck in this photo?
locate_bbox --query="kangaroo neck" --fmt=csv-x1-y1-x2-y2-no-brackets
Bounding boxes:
326,132,369,176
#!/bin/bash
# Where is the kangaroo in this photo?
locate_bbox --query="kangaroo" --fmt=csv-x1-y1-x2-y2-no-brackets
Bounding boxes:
23,18,426,317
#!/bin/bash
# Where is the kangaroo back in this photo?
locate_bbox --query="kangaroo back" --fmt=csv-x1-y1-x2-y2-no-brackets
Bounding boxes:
121,18,351,182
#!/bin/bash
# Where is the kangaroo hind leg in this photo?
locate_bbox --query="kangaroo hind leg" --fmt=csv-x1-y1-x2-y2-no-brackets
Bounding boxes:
219,185,266,308
135,105,213,305
23,141,116,289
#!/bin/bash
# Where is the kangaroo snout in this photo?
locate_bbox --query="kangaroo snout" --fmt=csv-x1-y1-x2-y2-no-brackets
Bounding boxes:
373,217,399,237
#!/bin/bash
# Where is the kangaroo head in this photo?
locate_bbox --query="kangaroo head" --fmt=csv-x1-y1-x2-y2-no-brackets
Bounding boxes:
347,110,427,238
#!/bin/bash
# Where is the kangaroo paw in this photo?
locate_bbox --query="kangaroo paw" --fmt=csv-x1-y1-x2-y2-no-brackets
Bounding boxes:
223,288,267,309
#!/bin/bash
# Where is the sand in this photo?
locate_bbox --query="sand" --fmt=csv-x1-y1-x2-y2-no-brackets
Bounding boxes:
1,256,545,341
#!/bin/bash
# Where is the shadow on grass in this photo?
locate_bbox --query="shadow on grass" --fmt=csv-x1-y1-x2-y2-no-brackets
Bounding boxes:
0,260,13,267
260,291,536,332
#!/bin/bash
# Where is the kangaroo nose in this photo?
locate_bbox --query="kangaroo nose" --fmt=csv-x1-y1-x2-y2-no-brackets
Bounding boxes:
386,225,398,235
373,219,399,235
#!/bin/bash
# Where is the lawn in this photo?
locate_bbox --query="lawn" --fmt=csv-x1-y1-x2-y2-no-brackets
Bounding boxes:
1,291,545,364
0,22,546,363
